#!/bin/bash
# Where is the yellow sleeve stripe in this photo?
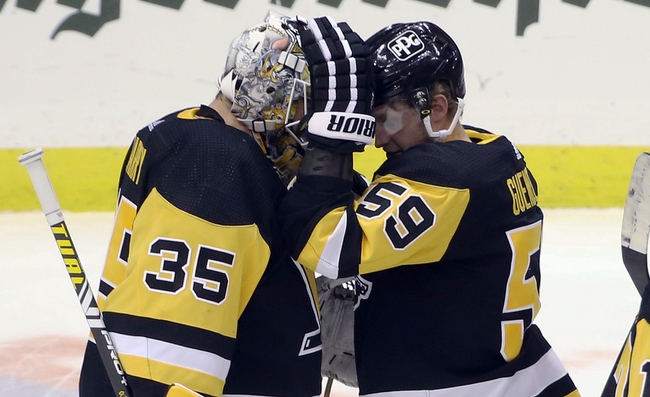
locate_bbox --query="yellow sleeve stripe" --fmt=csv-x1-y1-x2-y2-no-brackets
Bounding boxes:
177,108,201,120
466,129,501,144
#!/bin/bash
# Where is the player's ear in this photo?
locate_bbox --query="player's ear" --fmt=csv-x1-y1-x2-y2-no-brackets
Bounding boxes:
429,93,449,123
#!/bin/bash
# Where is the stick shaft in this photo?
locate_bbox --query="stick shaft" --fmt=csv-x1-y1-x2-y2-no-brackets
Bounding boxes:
18,148,131,397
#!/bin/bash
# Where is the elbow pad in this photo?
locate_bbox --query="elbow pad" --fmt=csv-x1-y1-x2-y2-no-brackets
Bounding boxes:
299,145,353,181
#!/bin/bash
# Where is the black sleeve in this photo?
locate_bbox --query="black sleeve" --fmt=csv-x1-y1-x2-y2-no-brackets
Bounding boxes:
279,175,355,259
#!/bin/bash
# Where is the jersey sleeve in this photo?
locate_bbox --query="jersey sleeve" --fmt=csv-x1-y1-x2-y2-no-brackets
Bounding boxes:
281,171,470,277
280,175,361,278
355,173,469,273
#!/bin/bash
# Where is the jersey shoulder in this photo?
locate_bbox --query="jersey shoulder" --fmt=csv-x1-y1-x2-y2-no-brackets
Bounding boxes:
136,106,262,161
376,125,525,189
121,106,284,226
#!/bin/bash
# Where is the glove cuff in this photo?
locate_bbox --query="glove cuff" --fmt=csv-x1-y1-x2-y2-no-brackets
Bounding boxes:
307,112,375,146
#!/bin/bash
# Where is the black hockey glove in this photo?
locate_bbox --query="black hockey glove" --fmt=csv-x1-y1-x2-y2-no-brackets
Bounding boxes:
294,16,375,153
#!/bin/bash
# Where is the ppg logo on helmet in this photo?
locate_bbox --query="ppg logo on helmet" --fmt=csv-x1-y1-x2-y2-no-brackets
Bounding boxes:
388,30,424,61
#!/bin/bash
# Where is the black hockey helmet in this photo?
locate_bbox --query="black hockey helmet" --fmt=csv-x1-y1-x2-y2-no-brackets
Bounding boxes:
367,21,466,106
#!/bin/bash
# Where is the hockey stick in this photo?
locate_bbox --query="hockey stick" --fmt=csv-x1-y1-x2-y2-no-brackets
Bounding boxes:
18,148,132,397
324,377,334,397
621,152,650,296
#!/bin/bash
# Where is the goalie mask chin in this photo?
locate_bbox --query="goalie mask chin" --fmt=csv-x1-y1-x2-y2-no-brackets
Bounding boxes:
218,11,310,185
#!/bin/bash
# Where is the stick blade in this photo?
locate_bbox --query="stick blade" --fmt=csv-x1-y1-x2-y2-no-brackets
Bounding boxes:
621,152,650,296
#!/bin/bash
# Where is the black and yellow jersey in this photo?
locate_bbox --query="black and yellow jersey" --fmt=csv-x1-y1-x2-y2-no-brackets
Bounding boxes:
79,105,321,397
602,285,650,396
281,126,580,396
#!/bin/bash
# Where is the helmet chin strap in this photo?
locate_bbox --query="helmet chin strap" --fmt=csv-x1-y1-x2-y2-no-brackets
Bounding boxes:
423,98,465,141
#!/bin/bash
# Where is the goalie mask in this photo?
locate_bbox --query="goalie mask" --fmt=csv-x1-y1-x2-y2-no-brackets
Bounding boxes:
218,11,309,185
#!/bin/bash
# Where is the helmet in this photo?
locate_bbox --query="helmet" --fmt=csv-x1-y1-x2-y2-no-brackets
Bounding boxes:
366,21,465,106
217,11,309,185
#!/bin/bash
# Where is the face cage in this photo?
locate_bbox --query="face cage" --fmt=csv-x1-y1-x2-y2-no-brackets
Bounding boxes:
218,12,310,185
228,29,310,152
257,76,310,187
220,11,308,137
251,75,310,153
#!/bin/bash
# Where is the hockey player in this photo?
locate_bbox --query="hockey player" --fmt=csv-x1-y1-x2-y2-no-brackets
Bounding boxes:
78,12,371,397
601,284,650,396
280,21,582,396
601,151,650,397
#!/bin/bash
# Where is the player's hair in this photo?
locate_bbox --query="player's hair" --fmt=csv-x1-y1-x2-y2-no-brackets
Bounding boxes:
429,81,458,121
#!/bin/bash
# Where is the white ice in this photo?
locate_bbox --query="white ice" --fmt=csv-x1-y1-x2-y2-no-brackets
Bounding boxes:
0,209,641,397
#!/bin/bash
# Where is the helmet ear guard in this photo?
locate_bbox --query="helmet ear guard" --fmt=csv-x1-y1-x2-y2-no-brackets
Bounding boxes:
421,97,464,141
406,86,464,141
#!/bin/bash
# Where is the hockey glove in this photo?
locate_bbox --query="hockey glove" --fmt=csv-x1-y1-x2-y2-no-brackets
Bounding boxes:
317,276,358,387
295,16,375,153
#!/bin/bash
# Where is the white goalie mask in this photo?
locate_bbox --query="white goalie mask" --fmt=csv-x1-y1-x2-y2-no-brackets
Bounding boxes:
217,12,310,184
